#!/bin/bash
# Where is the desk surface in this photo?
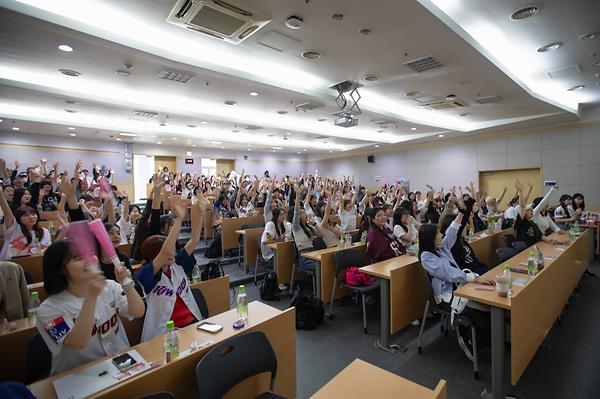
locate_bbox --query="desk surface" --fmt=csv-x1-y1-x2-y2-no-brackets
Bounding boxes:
29,301,295,399
360,255,420,279
311,359,447,399
455,232,572,310
302,242,365,261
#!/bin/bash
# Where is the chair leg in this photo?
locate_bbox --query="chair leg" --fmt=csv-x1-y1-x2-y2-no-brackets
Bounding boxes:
289,263,295,296
361,293,368,334
417,300,430,354
254,257,259,286
328,279,337,318
471,325,479,380
312,273,316,296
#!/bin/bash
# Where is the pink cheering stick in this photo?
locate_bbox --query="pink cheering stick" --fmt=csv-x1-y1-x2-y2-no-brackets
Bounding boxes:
88,219,120,268
67,220,99,271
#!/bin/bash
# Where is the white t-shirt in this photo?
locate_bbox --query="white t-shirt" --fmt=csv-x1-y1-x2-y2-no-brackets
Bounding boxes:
261,221,285,261
0,222,51,260
238,203,255,217
116,215,133,245
318,224,342,248
339,209,356,231
36,280,132,375
504,206,519,220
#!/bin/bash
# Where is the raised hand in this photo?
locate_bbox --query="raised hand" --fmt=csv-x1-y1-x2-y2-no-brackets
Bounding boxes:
514,179,524,192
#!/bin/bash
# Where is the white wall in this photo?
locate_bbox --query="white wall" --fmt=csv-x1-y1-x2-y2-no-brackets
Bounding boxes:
306,123,600,208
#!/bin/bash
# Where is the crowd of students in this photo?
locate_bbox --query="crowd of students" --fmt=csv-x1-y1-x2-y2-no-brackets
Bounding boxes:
0,157,593,376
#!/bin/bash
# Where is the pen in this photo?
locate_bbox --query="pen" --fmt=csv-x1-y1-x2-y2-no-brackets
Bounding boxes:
98,370,108,377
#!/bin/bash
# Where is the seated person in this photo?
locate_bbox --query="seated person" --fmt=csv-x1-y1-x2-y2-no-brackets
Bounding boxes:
260,208,286,263
365,208,406,263
36,241,144,375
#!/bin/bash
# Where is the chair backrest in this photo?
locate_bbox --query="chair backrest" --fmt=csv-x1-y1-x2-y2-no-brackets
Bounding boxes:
496,247,517,264
25,334,51,384
191,288,209,319
195,331,278,399
334,248,369,276
503,234,516,247
511,240,528,253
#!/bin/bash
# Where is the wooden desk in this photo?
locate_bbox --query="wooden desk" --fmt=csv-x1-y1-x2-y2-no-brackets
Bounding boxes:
301,243,366,303
235,227,264,272
266,241,296,285
12,254,44,282
118,243,132,257
221,216,264,257
29,302,296,399
311,359,447,399
11,276,231,383
39,211,59,221
455,231,590,399
359,229,511,353
203,209,214,243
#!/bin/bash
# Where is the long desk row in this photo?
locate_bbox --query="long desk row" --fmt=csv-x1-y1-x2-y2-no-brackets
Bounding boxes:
455,230,591,399
0,276,231,383
358,229,512,352
29,301,296,399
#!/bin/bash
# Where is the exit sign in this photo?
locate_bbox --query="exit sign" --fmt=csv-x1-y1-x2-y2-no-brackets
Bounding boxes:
185,158,194,164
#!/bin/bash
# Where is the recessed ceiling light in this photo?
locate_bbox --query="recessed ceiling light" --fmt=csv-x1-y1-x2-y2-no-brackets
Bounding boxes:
221,146,225,149
187,124,196,128
277,111,288,115
567,85,585,91
12,126,20,131
438,134,444,138
116,138,122,141
247,149,252,151
58,44,73,52
57,69,81,77
201,121,208,124
115,70,132,78
171,137,178,140
210,141,223,145
69,133,77,136
192,144,197,147
303,148,307,151
297,151,301,154
363,74,379,82
411,127,417,131
329,150,333,153
301,50,322,60
317,118,327,122
359,28,372,36
119,132,137,137
247,144,252,147
331,13,344,21
272,150,276,152
249,91,259,96
510,6,539,20
224,100,237,105
374,144,379,148
286,132,292,135
537,42,562,52
157,141,162,144
405,91,421,97
67,127,76,130
0,119,3,123
580,32,598,40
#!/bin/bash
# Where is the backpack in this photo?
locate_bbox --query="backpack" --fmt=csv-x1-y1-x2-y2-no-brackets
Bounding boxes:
205,233,222,258
201,262,224,281
290,288,324,330
259,271,280,301
343,267,376,287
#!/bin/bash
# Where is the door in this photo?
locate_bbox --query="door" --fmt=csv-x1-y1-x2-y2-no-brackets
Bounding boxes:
154,156,177,174
479,168,541,207
216,159,236,175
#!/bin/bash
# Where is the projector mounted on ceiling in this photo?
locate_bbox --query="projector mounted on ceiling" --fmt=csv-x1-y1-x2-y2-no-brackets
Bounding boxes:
167,0,271,44
330,80,362,128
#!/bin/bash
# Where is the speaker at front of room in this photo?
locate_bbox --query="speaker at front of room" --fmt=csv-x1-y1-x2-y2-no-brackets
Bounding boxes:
367,155,375,163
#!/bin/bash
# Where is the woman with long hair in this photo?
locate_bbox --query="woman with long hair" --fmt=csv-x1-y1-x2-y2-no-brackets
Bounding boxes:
261,207,286,262
365,208,406,263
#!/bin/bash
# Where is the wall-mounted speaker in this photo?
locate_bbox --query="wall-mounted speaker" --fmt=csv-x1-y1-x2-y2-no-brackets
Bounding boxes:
367,155,375,163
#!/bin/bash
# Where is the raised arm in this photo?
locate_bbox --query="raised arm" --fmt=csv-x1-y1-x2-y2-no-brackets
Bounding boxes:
151,205,184,274
184,193,207,255
514,180,526,219
497,187,507,206
0,177,14,228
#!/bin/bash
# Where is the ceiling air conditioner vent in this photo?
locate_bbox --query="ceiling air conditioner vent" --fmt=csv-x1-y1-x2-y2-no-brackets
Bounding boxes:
244,125,262,130
473,96,502,105
130,110,159,118
167,0,271,44
295,101,325,112
157,70,194,83
403,56,443,73
418,99,464,110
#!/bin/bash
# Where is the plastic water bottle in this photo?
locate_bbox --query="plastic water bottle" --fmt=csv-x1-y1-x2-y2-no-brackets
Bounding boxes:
338,235,345,248
28,291,40,326
569,225,576,243
534,245,544,271
236,285,249,323
164,320,179,363
191,263,202,284
360,231,367,244
345,234,352,248
30,238,41,255
527,252,537,280
48,222,55,236
574,220,580,235
468,226,474,239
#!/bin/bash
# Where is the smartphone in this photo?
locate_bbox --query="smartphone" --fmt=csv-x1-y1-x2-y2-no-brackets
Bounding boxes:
112,353,138,372
197,321,223,333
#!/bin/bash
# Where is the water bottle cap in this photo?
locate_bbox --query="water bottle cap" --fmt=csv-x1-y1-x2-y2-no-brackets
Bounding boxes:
239,285,245,293
503,264,510,270
166,320,174,329
529,252,536,256
31,291,39,298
